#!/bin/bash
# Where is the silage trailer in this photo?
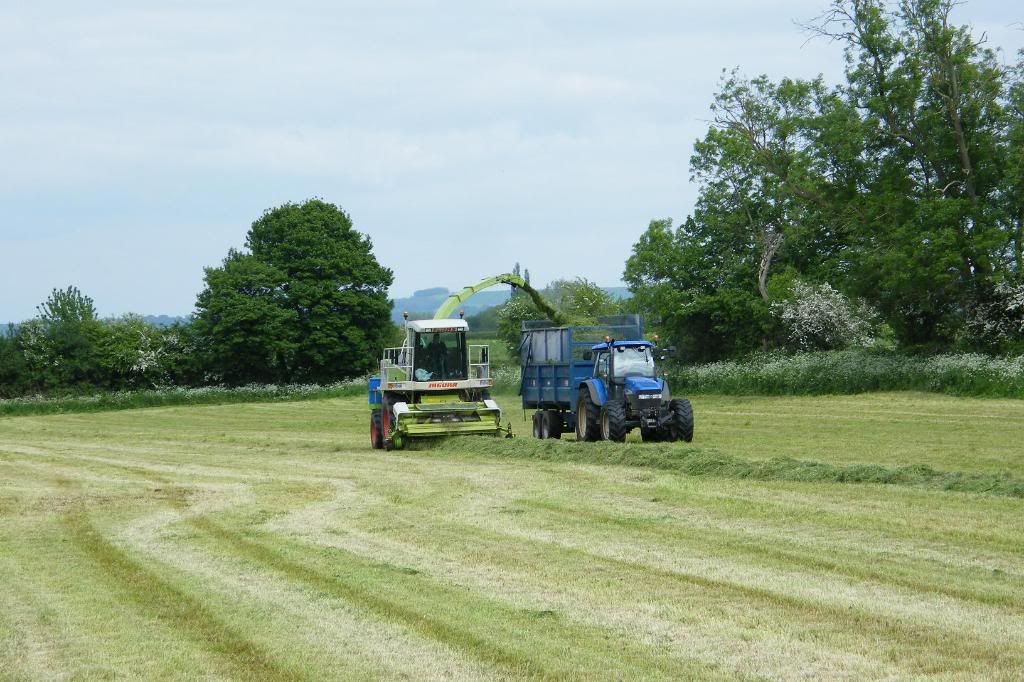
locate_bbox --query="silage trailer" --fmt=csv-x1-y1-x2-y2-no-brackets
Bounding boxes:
519,315,693,442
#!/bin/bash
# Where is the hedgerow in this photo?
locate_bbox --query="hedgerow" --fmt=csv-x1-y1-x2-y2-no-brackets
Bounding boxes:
669,351,1024,397
0,379,368,417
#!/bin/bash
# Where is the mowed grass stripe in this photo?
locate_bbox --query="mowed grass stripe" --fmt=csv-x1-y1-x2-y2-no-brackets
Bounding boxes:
257,477,1019,678
120,516,510,681
309,470,1021,676
263,495,903,680
517,496,1024,609
61,513,307,681
186,516,735,681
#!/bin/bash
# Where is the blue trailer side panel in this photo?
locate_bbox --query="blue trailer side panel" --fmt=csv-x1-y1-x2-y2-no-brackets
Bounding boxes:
520,315,644,412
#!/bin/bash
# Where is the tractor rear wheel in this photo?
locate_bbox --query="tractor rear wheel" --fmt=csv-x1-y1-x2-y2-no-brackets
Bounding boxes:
370,409,384,449
575,389,600,442
601,401,628,442
670,399,694,443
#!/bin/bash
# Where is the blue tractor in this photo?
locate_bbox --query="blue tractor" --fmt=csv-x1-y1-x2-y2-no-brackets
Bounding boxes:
520,315,693,442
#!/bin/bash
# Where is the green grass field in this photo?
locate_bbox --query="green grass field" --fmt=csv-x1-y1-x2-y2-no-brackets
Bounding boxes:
1,392,1022,680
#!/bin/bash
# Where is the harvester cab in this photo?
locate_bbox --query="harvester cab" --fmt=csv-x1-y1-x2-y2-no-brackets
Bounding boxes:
368,317,507,450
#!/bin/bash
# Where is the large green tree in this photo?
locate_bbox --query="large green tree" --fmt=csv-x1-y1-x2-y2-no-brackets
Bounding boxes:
628,0,1023,356
195,200,394,384
19,286,104,390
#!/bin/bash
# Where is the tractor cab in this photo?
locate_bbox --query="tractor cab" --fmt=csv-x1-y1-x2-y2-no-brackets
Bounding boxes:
591,340,657,383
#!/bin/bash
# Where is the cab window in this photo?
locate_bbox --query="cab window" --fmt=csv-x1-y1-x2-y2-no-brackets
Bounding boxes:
414,331,467,380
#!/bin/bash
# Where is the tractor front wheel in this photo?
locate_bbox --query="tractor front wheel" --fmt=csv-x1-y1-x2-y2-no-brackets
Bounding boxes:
669,399,694,443
601,401,628,442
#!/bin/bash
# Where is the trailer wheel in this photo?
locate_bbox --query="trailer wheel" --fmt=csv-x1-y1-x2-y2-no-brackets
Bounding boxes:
670,399,694,443
575,389,600,442
370,409,384,449
543,410,562,439
601,401,628,442
532,411,544,439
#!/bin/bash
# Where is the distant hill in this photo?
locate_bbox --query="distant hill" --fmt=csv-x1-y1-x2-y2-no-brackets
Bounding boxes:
391,286,630,323
1,315,188,334
143,315,190,327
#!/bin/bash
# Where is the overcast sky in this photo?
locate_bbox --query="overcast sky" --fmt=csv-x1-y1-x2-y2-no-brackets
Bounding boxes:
1,1,1020,321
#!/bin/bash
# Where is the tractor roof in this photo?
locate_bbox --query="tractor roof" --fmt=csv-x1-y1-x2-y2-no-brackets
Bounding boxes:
407,319,469,333
590,340,654,351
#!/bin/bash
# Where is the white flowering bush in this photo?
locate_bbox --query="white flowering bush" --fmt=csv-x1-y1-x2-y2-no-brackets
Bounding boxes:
772,282,879,351
966,282,1024,348
490,365,522,392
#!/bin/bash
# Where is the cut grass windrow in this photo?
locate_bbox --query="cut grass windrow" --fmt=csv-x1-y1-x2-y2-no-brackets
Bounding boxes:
304,491,1024,675
517,497,1024,609
187,515,732,681
419,437,1024,498
62,513,307,682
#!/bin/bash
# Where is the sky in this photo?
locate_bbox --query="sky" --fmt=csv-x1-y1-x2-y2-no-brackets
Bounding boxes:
1,1,1020,321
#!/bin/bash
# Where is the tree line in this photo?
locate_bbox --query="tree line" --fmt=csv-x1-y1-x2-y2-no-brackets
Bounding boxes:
3,1,1023,398
0,200,393,398
625,0,1024,360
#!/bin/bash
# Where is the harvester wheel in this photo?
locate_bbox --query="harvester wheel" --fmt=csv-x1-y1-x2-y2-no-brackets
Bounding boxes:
370,409,384,450
601,401,628,442
575,389,600,442
544,410,562,439
670,399,694,443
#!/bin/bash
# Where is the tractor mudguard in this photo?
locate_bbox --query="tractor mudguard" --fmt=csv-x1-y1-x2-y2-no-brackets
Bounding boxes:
581,379,607,408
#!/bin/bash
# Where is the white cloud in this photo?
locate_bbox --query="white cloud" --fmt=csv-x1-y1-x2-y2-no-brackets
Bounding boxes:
0,0,1020,319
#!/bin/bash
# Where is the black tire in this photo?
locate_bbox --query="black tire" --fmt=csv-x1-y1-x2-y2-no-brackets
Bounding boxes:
601,401,628,442
532,411,544,439
575,389,600,442
370,409,384,449
539,411,551,439
545,410,563,440
670,399,694,443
